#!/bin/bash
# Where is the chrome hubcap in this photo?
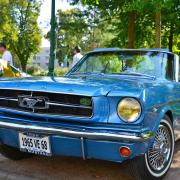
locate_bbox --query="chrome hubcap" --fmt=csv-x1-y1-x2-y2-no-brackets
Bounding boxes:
147,125,171,171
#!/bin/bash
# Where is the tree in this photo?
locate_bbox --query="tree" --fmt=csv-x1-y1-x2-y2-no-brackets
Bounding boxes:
161,0,180,52
54,7,113,64
71,0,180,53
155,12,161,48
55,8,89,64
0,0,42,71
0,1,18,50
70,0,140,48
127,11,136,48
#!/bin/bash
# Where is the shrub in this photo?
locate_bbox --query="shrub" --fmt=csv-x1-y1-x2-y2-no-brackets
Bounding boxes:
26,66,69,76
54,68,69,76
27,65,43,75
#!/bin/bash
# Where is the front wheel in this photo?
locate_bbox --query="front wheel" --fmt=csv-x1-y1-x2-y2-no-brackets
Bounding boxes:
129,117,175,180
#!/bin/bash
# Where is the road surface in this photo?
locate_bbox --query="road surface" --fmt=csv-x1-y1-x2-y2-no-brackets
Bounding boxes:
0,141,179,180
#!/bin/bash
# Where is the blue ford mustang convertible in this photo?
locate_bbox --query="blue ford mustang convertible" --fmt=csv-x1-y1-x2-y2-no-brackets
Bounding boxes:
0,48,179,180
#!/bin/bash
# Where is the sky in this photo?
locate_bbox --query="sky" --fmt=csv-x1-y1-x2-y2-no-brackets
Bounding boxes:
38,0,72,47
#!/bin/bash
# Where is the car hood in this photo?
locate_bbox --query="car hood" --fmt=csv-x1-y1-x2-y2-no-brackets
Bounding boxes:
0,76,147,97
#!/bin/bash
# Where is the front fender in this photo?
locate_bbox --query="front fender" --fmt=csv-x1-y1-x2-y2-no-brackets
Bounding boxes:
152,105,173,133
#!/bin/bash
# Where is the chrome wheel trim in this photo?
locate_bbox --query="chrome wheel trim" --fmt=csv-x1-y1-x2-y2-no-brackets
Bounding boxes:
148,125,171,171
145,119,175,177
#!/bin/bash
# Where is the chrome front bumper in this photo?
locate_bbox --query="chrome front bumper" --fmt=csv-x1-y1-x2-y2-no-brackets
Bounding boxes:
0,121,154,142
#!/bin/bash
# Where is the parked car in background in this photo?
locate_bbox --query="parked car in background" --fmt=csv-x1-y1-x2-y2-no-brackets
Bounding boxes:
0,48,179,180
0,60,29,78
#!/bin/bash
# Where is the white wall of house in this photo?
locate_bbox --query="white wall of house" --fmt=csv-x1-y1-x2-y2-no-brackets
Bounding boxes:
32,47,59,70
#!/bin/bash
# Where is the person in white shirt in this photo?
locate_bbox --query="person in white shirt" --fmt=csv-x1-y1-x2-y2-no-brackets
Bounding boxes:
71,46,83,68
0,42,13,66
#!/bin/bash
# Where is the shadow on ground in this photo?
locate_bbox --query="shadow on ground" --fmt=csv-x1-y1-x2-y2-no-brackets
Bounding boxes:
175,140,180,153
164,140,180,180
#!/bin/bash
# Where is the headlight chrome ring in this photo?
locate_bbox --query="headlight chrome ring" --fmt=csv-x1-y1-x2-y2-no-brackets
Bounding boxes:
117,98,142,123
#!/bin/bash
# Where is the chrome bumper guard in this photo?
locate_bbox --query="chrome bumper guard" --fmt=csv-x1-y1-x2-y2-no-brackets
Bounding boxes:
0,121,154,142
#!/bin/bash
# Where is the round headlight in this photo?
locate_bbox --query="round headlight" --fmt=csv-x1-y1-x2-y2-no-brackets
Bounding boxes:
117,98,141,123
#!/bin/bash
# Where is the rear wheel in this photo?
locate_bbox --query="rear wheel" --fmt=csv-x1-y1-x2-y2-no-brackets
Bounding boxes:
0,144,33,160
129,116,174,180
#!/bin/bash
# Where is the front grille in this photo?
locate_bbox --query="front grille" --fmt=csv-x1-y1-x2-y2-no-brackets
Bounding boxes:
0,89,93,118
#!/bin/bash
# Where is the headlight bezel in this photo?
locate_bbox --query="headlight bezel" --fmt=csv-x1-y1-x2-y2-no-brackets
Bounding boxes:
117,97,142,123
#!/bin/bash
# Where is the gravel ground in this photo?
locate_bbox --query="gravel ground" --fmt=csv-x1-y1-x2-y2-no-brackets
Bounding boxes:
0,141,179,180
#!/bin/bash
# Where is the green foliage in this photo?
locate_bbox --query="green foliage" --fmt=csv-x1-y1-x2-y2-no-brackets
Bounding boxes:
70,0,180,52
72,0,99,5
27,65,45,76
54,68,69,76
27,65,68,76
0,0,42,71
56,8,88,63
54,7,114,64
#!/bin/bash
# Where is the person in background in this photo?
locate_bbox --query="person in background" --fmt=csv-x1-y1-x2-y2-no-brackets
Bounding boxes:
71,46,83,68
0,42,13,66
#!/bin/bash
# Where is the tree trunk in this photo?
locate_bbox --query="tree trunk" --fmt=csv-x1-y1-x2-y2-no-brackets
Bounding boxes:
168,24,173,52
19,56,28,72
155,11,161,48
128,11,136,49
21,62,27,72
17,53,29,72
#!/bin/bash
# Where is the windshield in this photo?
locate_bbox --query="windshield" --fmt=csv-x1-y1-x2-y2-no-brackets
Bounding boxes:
69,51,173,79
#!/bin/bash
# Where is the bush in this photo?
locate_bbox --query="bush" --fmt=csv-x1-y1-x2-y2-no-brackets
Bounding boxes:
27,66,40,75
54,68,69,76
26,66,69,76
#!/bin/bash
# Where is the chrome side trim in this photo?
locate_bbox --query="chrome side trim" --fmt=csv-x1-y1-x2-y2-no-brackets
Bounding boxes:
174,54,179,82
0,121,153,142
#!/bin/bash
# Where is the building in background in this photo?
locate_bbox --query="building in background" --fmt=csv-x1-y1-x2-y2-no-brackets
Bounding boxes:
32,47,59,70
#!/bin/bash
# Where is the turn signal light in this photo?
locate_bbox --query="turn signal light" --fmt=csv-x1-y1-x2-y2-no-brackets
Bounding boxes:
119,147,131,157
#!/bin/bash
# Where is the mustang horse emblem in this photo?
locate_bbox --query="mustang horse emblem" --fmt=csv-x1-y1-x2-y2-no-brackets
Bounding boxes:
18,96,49,110
22,98,43,109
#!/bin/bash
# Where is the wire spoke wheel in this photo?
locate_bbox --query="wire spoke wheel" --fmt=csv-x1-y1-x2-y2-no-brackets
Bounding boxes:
144,118,175,178
147,125,171,171
129,118,174,180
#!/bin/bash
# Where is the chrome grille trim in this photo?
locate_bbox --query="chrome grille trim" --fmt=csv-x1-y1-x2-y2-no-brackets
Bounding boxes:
0,97,18,101
0,97,92,109
0,107,93,119
0,89,93,118
47,102,92,109
0,88,92,96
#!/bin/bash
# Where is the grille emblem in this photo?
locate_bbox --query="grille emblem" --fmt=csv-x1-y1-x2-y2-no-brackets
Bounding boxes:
80,98,91,106
18,96,49,111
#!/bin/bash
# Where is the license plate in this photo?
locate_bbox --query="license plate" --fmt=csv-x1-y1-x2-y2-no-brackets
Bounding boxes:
19,132,51,156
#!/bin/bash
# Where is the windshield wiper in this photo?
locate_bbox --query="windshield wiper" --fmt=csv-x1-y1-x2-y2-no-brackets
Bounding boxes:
112,72,156,79
70,72,155,80
70,72,104,76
